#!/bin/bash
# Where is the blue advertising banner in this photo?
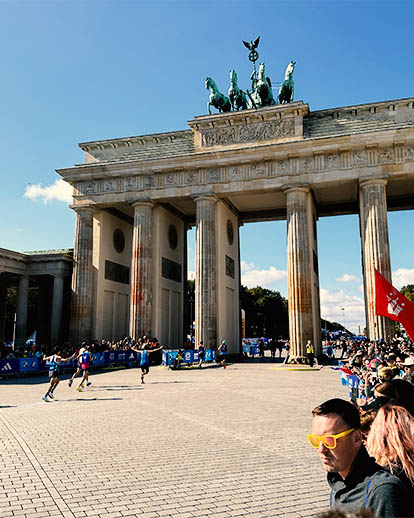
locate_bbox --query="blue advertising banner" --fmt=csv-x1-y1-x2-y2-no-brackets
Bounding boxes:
204,349,216,362
91,352,106,366
242,344,259,355
104,350,138,364
183,350,194,363
0,359,20,374
162,349,216,365
19,358,39,372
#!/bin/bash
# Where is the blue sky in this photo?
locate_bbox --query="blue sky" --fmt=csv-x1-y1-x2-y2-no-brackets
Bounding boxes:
1,0,414,333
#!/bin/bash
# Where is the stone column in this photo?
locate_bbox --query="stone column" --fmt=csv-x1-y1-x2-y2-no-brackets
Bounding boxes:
359,178,394,341
15,275,29,346
195,195,217,348
129,201,153,340
0,276,7,345
70,207,94,344
50,275,64,345
285,186,314,359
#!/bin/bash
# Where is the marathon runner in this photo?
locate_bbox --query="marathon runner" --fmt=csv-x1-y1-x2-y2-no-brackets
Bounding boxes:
132,342,163,384
76,346,93,392
42,350,75,402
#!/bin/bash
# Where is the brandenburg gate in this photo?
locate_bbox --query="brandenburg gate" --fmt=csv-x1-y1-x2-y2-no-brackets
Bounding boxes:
58,97,414,359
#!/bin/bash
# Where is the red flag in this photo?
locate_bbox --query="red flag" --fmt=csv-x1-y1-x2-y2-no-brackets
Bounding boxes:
374,268,414,342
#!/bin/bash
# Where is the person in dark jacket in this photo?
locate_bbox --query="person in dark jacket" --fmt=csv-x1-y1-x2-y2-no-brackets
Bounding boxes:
308,398,411,517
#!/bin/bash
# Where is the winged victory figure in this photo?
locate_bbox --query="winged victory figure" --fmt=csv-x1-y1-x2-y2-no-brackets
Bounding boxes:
242,36,260,52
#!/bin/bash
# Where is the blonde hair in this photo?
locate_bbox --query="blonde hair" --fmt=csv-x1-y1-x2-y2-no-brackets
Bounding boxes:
366,404,414,484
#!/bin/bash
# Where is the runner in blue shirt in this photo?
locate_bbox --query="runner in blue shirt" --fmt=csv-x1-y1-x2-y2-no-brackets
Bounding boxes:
132,342,163,384
42,350,75,402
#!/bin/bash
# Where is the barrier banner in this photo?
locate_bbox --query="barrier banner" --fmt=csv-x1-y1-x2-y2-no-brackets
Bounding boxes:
183,350,194,363
204,349,216,362
242,344,259,355
163,351,177,366
0,359,20,373
104,350,138,364
91,352,106,366
162,349,215,366
19,358,39,372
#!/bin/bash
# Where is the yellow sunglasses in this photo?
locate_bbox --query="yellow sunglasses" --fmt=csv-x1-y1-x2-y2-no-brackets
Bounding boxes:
307,428,355,449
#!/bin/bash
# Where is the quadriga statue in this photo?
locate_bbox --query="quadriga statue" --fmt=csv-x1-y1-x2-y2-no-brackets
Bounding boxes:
278,61,296,104
205,77,232,114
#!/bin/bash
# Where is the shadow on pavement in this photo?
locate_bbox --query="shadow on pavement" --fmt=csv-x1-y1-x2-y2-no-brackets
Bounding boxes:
56,397,123,402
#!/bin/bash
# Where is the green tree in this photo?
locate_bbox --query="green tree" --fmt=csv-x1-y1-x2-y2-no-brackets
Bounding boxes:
240,285,289,338
401,284,414,303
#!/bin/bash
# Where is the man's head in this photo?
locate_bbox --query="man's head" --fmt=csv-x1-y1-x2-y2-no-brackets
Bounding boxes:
310,398,362,479
403,357,414,370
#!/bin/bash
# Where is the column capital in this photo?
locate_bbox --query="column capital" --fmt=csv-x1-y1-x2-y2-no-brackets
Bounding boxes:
281,183,310,195
131,199,154,209
359,176,388,188
192,193,218,204
70,205,96,214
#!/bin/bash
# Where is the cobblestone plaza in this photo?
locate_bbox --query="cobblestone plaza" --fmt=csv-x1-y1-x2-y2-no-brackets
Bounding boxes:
1,362,347,518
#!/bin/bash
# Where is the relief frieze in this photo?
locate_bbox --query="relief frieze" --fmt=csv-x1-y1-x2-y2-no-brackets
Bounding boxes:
124,177,137,190
103,180,117,192
379,148,394,163
325,153,339,169
405,145,414,160
301,157,314,172
185,171,198,184
251,164,265,178
352,150,368,165
200,118,295,147
74,142,413,197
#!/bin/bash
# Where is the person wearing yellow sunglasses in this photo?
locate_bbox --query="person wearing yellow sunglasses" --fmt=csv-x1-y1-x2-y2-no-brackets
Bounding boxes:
309,398,411,517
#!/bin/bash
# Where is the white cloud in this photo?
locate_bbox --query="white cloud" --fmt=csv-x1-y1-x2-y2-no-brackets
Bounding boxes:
24,179,73,204
320,288,365,334
241,260,257,273
241,265,287,288
187,270,195,281
392,268,414,290
336,273,360,283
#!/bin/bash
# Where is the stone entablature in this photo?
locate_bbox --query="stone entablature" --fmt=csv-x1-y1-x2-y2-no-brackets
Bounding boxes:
58,98,414,210
0,248,73,277
63,136,414,208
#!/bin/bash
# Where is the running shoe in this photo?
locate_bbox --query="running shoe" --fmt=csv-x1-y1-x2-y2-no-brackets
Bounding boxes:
48,393,54,399
42,396,50,402
76,387,83,392
68,379,73,387
86,382,92,386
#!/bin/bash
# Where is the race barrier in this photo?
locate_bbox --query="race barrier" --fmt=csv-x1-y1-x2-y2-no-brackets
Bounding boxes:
162,349,216,366
0,350,142,376
242,343,260,356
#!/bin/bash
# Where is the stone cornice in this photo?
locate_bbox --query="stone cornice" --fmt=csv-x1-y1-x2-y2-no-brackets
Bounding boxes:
78,129,191,153
57,126,414,186
308,97,414,118
64,135,414,207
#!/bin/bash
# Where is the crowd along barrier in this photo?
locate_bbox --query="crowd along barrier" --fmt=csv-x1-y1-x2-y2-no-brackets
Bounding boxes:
162,349,216,366
0,350,141,376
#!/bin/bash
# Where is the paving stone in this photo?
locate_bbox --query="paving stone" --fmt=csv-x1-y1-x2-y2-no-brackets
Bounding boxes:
0,362,347,517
